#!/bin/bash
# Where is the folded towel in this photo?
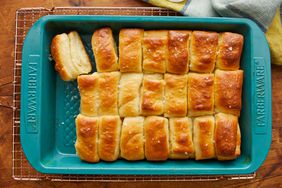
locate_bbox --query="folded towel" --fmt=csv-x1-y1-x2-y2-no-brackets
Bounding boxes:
143,0,218,17
212,0,281,31
143,0,282,65
266,8,282,65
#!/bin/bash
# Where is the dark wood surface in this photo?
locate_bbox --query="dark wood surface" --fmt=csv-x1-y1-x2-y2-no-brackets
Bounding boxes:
0,0,281,187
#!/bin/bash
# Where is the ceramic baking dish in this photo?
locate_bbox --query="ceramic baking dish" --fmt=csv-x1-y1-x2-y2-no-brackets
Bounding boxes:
20,15,272,175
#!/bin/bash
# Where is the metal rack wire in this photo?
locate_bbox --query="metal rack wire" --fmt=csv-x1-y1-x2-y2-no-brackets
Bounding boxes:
12,7,255,181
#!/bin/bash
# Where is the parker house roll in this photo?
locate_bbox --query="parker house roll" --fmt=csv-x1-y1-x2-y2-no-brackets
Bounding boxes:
144,116,169,161
98,115,121,161
120,117,145,161
77,73,99,116
187,73,214,117
216,32,244,70
140,74,165,116
119,29,144,72
75,114,99,163
169,117,194,159
51,31,92,81
190,31,218,73
214,69,243,116
167,30,191,74
92,27,119,72
164,74,187,117
118,73,143,117
98,72,120,115
193,116,215,160
215,113,241,160
143,30,168,73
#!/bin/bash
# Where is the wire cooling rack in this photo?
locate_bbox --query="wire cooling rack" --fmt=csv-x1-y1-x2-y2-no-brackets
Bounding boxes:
12,7,255,181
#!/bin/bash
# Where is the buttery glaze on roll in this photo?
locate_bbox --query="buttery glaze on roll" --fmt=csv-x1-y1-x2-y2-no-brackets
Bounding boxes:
120,117,145,160
193,116,215,160
187,73,214,117
143,30,168,73
164,74,187,117
169,117,194,159
167,30,191,74
98,115,121,161
119,29,144,72
216,32,244,70
98,72,120,115
140,74,165,116
119,73,143,117
215,113,241,160
51,31,92,81
214,69,243,116
75,114,99,162
144,116,169,161
77,73,99,116
92,27,119,72
190,31,218,73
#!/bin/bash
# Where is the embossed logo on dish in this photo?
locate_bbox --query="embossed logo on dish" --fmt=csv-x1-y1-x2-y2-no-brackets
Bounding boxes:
254,57,266,134
26,55,39,133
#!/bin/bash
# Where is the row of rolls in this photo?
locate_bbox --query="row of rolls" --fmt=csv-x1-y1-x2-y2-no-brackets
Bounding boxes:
92,28,244,74
51,28,244,81
77,70,243,118
75,113,241,162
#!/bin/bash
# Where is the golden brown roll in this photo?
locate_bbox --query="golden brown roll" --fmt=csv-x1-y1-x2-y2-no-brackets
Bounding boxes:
119,29,144,72
51,31,92,81
216,32,244,70
92,27,118,72
169,117,194,159
144,116,169,161
193,116,215,160
187,73,214,117
98,72,120,115
164,74,187,117
143,30,168,73
75,114,99,162
190,31,218,73
77,73,99,116
119,73,143,117
167,30,191,74
215,113,241,160
140,74,165,116
120,117,145,160
98,115,121,161
214,70,243,116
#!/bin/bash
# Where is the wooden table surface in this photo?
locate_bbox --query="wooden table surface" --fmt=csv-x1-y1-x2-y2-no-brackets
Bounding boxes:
0,0,281,187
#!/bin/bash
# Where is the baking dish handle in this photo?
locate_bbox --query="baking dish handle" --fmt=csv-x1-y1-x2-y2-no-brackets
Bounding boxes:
20,18,44,171
250,22,272,172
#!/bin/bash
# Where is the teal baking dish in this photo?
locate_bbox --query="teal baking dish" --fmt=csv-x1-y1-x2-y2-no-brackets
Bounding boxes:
20,15,272,175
